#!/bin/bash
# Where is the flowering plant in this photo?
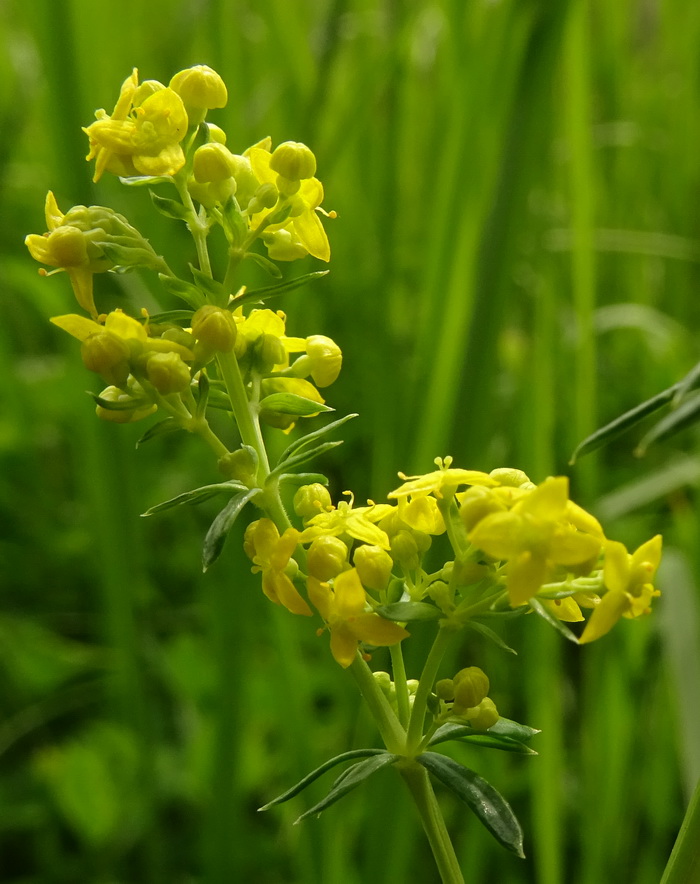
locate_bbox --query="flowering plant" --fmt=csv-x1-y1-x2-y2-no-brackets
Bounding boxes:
27,64,663,882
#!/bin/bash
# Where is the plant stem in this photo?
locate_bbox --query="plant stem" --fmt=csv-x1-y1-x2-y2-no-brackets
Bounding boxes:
660,775,700,884
390,643,411,728
349,654,406,755
399,762,465,884
215,350,270,475
406,626,454,753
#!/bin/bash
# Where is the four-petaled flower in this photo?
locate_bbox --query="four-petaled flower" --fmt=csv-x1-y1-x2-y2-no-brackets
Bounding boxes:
307,568,409,668
579,536,662,644
389,456,497,501
468,476,603,607
303,494,394,549
246,519,312,617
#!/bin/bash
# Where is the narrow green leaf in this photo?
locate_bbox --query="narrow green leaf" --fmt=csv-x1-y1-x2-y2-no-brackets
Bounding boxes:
150,190,190,221
277,413,358,463
569,384,677,463
204,387,233,410
259,392,334,417
277,472,329,487
142,481,248,517
269,440,344,479
158,273,206,309
528,598,580,644
146,310,195,326
202,488,260,571
464,619,518,654
230,271,330,308
294,753,399,824
189,265,226,305
428,725,537,755
195,371,210,419
635,391,700,455
258,749,388,811
418,752,525,857
673,359,700,406
245,251,283,278
87,391,146,411
135,418,182,447
376,602,442,622
488,717,541,743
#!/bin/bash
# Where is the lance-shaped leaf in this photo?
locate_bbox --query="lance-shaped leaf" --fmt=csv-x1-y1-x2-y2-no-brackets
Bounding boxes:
146,309,195,326
635,391,700,455
277,413,358,464
277,472,329,488
202,488,261,571
294,753,399,824
150,191,190,221
245,251,283,278
463,620,517,655
142,481,249,517
569,384,678,463
268,441,345,480
672,359,700,406
528,598,580,644
136,418,182,447
259,393,334,417
190,265,227,306
376,602,442,622
158,273,206,309
488,717,541,743
428,723,537,755
258,749,388,811
418,752,525,857
230,271,330,308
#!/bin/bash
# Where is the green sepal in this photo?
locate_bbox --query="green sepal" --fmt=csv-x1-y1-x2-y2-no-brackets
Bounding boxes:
150,190,190,221
463,619,518,655
146,309,195,326
428,724,537,755
190,265,227,306
87,391,147,411
569,384,677,463
268,441,344,480
259,393,334,417
230,271,330,308
202,488,261,571
258,749,388,811
158,273,206,309
119,175,172,187
417,752,525,858
277,413,358,463
245,251,283,278
294,753,399,824
376,601,441,622
276,472,329,487
528,597,580,643
635,391,700,455
141,481,248,517
135,418,182,447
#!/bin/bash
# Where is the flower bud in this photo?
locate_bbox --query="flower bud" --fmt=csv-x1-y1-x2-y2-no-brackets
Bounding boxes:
453,667,490,711
275,175,301,197
81,333,130,386
489,467,533,488
247,182,279,214
206,123,227,144
427,579,453,613
161,327,195,350
353,544,394,591
145,352,191,395
270,141,317,181
468,697,499,730
307,535,348,581
459,486,505,532
253,333,286,372
435,679,455,701
193,142,236,183
293,483,332,519
169,65,227,119
191,305,237,353
305,335,342,387
262,228,308,262
218,446,258,484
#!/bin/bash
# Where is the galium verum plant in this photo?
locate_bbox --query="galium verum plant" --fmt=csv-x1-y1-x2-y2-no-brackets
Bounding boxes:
26,65,663,882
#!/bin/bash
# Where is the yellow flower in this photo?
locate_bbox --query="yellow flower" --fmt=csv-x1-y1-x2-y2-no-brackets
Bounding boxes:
304,494,394,549
247,144,332,262
389,457,497,501
245,519,312,617
84,69,188,182
307,569,409,668
579,536,662,644
468,476,603,607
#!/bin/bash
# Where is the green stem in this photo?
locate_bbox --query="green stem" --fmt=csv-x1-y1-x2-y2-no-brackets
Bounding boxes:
215,350,270,475
389,643,411,728
406,626,454,753
173,175,213,277
349,654,406,755
399,762,465,884
661,776,700,884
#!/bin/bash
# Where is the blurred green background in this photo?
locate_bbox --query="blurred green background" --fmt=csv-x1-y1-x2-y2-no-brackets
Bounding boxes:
2,1,700,882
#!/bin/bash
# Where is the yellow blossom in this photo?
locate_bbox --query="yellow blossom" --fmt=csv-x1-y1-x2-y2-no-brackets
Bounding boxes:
389,456,497,501
84,69,188,182
579,536,662,644
245,519,312,617
468,476,603,607
304,494,394,549
307,569,409,668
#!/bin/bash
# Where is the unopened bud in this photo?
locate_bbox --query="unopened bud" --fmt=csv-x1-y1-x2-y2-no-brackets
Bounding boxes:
468,697,499,730
453,667,490,711
270,141,317,181
459,486,504,532
254,333,286,372
193,142,236,183
305,335,342,387
191,305,237,353
353,544,394,591
169,65,227,119
307,535,348,581
435,679,455,701
146,352,191,394
390,530,420,571
81,333,130,386
218,446,258,484
293,483,332,519
95,386,156,424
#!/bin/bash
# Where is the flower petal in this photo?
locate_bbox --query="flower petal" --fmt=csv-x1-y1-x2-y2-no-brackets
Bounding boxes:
579,590,630,643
